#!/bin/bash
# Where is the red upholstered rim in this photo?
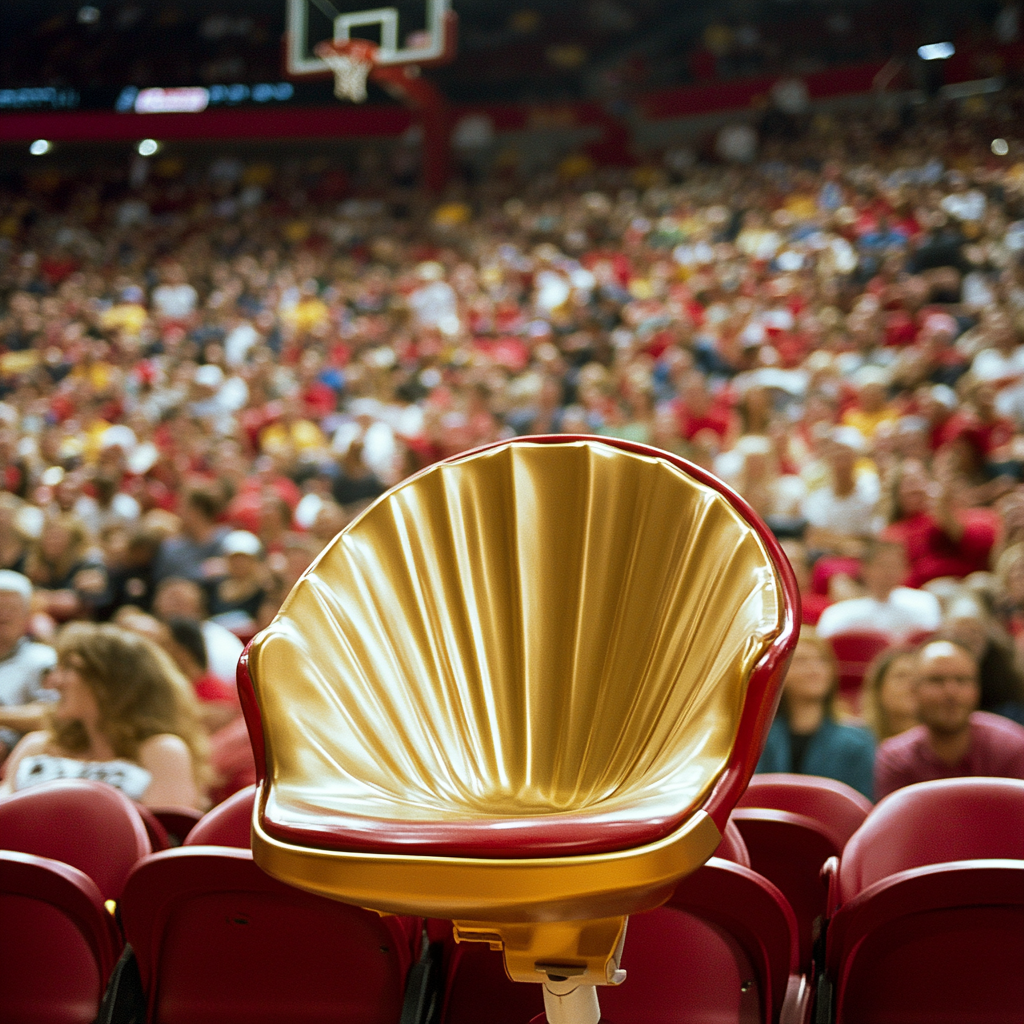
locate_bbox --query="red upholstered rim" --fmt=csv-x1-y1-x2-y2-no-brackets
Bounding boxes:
237,435,800,858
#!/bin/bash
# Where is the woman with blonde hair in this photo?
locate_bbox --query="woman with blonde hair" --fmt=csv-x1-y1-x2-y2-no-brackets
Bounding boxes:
755,626,876,799
0,622,209,809
861,646,919,741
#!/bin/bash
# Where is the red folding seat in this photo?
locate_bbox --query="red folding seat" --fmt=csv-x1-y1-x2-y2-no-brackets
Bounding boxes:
820,778,1024,1023
0,778,151,900
115,846,421,1024
736,774,872,845
184,784,255,848
825,630,891,707
0,850,121,1024
441,855,809,1024
732,775,872,965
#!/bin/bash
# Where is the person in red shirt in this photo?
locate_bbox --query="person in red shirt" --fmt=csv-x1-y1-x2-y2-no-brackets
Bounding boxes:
672,371,738,445
881,459,999,588
875,640,1024,799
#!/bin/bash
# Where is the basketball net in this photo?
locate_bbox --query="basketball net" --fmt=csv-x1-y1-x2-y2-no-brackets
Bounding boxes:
314,39,379,103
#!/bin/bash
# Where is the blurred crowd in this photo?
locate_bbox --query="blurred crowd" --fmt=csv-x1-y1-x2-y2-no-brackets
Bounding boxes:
2,95,1024,805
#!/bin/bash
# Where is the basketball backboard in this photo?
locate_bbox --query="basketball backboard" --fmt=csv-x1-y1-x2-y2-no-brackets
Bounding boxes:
286,0,454,73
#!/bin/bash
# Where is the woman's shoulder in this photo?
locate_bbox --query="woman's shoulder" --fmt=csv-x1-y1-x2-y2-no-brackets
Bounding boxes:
137,732,192,766
824,718,876,752
8,730,52,759
0,730,52,794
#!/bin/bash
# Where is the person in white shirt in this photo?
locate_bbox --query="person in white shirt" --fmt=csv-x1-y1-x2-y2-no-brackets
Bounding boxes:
151,264,198,322
802,427,880,554
816,539,941,642
0,571,57,761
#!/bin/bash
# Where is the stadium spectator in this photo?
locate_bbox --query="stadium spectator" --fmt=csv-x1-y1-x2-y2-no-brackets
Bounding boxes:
862,646,919,741
0,622,209,809
875,639,1024,799
755,627,876,799
880,459,999,587
802,427,880,557
208,530,271,634
152,484,230,587
0,570,57,762
815,539,941,643
151,577,244,685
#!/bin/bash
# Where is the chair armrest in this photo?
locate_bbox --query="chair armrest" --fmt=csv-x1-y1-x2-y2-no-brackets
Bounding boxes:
821,856,841,918
780,973,813,1024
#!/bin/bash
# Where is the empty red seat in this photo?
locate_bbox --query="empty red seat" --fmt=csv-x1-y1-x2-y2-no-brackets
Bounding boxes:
820,778,1024,1023
737,773,872,848
835,776,1024,899
442,856,808,1024
115,846,420,1024
0,779,151,900
733,774,873,966
730,808,838,969
184,785,255,848
0,850,121,1024
826,631,891,707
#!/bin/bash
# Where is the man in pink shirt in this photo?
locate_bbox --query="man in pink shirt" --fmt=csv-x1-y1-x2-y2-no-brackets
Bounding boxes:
875,640,1024,799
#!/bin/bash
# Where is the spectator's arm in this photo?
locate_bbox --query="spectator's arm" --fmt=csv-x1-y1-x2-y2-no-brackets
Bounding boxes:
137,733,203,810
0,703,50,733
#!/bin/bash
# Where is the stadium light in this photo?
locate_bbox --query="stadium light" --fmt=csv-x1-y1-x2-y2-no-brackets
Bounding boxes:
918,42,955,60
29,139,52,156
137,139,160,157
992,138,1010,156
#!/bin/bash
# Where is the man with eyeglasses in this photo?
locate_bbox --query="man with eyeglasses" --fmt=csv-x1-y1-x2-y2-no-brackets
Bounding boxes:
874,639,1024,800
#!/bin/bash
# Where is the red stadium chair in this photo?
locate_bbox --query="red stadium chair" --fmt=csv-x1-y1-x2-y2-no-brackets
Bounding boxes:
116,846,421,1024
0,850,122,1024
150,807,204,846
730,809,838,969
831,777,1024,902
442,857,809,1024
184,784,255,848
825,631,891,707
819,778,1024,1023
733,775,872,966
133,803,171,851
736,774,872,848
0,779,152,900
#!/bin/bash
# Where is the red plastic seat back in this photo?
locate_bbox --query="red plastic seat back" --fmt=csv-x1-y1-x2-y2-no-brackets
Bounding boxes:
121,847,417,1024
826,631,892,701
828,862,1024,1024
731,808,839,967
0,779,152,900
442,858,798,1024
184,785,255,848
0,850,121,1024
840,777,1024,902
738,772,872,849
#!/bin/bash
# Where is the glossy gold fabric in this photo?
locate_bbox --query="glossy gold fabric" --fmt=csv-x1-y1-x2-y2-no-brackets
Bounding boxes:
249,440,783,843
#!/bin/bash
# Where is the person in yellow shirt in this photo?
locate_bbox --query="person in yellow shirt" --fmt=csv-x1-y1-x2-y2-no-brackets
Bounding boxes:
842,366,900,439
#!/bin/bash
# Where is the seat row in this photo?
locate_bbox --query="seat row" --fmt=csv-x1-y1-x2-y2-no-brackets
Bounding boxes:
1,774,1021,1024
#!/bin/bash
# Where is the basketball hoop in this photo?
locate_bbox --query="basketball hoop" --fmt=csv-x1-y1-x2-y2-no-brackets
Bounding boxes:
314,38,379,103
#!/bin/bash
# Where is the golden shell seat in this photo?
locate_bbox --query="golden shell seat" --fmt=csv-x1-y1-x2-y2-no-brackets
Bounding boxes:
239,436,799,1023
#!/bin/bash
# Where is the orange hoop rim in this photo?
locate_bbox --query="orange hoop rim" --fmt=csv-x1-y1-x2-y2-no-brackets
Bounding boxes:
313,38,380,65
